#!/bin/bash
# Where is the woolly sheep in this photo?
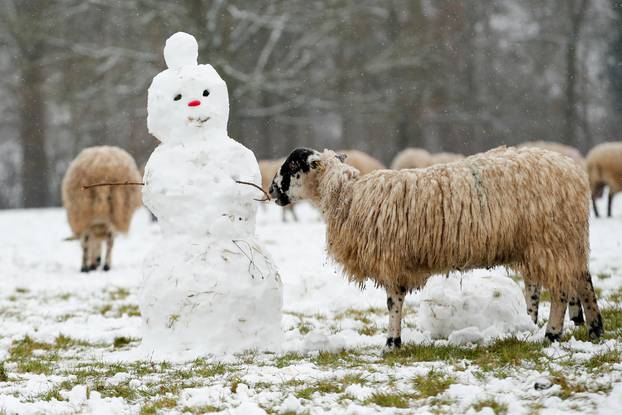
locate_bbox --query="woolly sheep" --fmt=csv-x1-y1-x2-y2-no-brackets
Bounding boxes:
391,148,464,170
62,146,142,272
390,147,431,169
520,141,584,166
269,146,603,347
586,142,622,218
259,158,298,222
337,149,385,174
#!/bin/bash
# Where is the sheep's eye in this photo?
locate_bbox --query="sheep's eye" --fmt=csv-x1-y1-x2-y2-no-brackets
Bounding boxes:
203,89,210,97
174,94,182,101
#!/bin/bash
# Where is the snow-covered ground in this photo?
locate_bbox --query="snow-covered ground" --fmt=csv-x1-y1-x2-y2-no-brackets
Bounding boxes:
1,200,622,414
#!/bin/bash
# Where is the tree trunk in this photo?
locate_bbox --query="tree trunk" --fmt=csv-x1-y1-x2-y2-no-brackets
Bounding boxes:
564,0,589,149
19,58,48,207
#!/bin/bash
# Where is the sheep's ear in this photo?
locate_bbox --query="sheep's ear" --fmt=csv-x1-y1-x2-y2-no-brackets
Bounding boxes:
336,153,347,163
310,159,322,169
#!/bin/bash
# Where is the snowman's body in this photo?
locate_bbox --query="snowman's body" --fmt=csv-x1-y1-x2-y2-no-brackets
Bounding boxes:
139,33,282,357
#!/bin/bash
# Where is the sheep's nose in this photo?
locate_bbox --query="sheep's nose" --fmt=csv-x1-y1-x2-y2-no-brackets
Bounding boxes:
188,100,201,107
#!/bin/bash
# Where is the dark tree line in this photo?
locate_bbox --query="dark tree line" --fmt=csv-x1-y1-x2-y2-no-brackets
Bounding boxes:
0,0,619,208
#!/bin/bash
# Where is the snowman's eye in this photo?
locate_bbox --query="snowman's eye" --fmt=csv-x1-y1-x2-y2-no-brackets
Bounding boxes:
174,94,182,101
203,89,210,97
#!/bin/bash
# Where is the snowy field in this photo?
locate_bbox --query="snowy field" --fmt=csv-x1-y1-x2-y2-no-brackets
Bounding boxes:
1,200,622,414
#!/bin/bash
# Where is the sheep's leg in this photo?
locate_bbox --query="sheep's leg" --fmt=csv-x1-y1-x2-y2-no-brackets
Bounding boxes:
568,296,584,326
385,286,406,350
544,292,568,343
524,283,541,324
103,232,113,271
290,206,299,222
88,239,99,271
577,272,603,339
80,234,89,273
607,193,614,218
592,197,600,218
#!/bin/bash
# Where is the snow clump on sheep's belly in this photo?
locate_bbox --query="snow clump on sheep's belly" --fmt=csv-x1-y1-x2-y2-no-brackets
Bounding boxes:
415,273,537,345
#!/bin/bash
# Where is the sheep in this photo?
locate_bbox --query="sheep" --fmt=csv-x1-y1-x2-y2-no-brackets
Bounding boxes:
390,147,431,169
62,146,142,272
520,141,584,166
337,149,385,174
586,142,622,218
259,158,298,222
429,151,465,165
269,146,603,347
391,148,464,170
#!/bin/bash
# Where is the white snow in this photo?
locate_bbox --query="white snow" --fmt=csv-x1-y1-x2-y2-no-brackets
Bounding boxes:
416,273,537,345
0,194,621,413
139,32,282,359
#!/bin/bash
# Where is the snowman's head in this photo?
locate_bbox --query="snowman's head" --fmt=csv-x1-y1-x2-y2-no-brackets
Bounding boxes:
147,32,229,144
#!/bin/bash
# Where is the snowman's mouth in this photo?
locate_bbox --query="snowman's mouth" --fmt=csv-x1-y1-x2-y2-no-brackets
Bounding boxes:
188,116,210,126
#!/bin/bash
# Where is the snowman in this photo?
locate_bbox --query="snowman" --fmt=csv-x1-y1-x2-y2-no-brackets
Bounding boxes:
139,32,283,358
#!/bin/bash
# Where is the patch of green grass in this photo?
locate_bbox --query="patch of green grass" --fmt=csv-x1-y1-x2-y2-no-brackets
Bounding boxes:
550,370,612,399
298,321,312,335
340,373,368,385
585,350,621,371
607,288,622,303
295,379,344,400
55,334,92,349
275,352,305,368
191,360,230,378
358,325,379,336
116,304,141,317
113,336,138,349
472,399,508,414
0,363,8,382
597,273,611,280
383,338,545,372
180,405,221,414
413,370,455,397
92,380,138,400
313,350,366,367
109,287,130,301
364,392,410,408
15,287,29,294
98,304,113,315
140,397,177,414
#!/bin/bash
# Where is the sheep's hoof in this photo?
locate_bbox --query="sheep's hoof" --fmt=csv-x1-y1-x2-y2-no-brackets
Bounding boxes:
570,313,585,327
88,264,97,271
80,266,89,273
383,337,402,353
103,264,110,272
544,332,561,343
589,317,604,340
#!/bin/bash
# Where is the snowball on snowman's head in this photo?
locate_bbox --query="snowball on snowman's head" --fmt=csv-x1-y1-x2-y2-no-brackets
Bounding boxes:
147,32,229,143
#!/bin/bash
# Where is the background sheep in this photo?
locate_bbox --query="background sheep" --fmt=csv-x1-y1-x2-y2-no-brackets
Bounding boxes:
62,146,142,272
390,148,431,169
520,141,585,166
586,141,622,218
337,149,385,174
391,148,464,170
259,158,297,221
269,146,602,346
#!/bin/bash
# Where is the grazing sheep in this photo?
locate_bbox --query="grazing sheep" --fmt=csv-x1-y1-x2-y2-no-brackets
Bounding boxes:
391,148,464,170
337,149,385,174
270,146,603,346
520,141,584,166
586,142,622,218
259,158,298,222
429,151,465,165
390,147,431,169
62,146,142,272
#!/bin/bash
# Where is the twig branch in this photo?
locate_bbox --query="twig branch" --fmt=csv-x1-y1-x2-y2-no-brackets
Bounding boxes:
82,181,145,190
235,180,271,202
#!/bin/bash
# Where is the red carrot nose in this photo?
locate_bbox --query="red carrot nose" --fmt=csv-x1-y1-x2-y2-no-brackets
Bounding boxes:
188,100,201,107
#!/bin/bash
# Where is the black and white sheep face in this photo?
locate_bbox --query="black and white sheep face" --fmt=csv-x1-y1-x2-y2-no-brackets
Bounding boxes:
269,148,321,206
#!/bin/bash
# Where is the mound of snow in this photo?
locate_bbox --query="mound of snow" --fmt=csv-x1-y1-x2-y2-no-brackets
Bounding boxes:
415,273,536,345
